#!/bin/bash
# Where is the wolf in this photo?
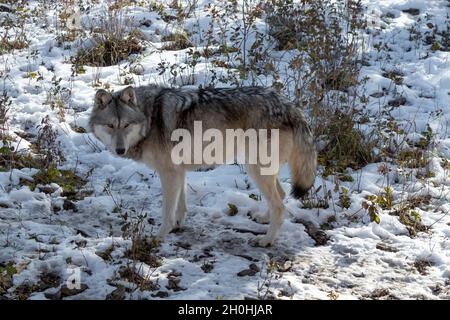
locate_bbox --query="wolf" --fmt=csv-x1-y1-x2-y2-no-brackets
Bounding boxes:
89,85,317,247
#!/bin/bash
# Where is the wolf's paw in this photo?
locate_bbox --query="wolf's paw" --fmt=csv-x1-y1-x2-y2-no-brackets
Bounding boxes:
250,211,270,224
249,235,273,248
155,225,172,241
175,213,186,229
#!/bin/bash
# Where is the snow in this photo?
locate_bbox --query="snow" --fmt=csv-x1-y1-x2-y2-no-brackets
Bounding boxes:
0,0,449,300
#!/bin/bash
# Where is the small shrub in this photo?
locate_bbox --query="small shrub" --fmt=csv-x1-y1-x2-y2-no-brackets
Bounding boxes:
55,2,83,45
74,35,143,67
382,70,404,85
35,116,64,169
338,187,351,209
398,149,428,169
0,262,16,295
161,31,192,51
0,33,28,54
377,186,394,210
0,4,29,54
20,165,87,200
0,91,12,140
320,110,377,172
390,195,431,237
118,265,159,292
301,185,331,209
265,0,365,102
413,259,431,275
227,203,239,216
125,237,162,268
119,202,162,267
44,76,71,122
0,142,43,172
108,0,134,12
362,196,381,224
73,8,144,67
398,210,427,237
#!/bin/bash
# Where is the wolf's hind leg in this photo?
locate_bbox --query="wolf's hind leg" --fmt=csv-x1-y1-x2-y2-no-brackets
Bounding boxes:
175,172,187,228
277,178,286,199
250,177,284,224
156,169,184,240
246,165,285,246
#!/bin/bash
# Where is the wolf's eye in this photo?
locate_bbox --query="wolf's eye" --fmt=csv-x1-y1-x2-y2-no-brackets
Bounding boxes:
106,124,114,129
123,123,130,128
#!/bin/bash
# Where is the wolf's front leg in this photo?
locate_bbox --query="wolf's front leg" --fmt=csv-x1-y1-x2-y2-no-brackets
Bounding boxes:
175,172,187,228
156,169,184,241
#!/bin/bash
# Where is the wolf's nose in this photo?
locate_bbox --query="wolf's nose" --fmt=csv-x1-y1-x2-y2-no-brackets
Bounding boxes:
116,148,125,155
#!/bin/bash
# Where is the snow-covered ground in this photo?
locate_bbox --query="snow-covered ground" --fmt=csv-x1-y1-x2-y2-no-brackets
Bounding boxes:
0,0,449,300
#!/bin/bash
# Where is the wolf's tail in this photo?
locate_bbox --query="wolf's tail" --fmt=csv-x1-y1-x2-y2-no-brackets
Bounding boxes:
288,115,317,199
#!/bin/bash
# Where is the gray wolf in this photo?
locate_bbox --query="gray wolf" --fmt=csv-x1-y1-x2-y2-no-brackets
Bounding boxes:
89,85,317,246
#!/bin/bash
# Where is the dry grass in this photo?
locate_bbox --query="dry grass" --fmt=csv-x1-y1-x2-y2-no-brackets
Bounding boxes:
74,34,143,67
319,110,377,172
73,6,144,67
161,31,192,51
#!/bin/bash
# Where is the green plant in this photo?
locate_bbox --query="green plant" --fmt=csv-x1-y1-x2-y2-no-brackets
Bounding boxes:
0,262,17,295
377,186,394,210
390,195,430,237
362,196,381,224
20,164,86,198
339,187,351,209
227,203,239,216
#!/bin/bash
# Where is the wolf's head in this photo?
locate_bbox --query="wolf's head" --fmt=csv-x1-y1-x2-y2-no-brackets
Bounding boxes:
89,86,148,156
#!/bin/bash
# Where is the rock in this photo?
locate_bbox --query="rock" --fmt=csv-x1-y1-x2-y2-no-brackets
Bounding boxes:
201,262,214,273
140,19,152,27
237,269,257,277
151,291,169,298
370,92,385,98
39,272,61,291
37,184,60,194
44,291,61,300
75,239,87,248
174,242,191,250
371,288,390,299
424,35,435,45
60,284,88,298
277,260,293,273
0,4,12,12
249,263,260,272
106,286,126,300
63,199,77,212
132,64,145,75
294,218,329,246
237,254,258,262
414,260,432,275
166,278,186,291
388,96,407,107
44,284,88,300
402,8,420,16
376,242,398,253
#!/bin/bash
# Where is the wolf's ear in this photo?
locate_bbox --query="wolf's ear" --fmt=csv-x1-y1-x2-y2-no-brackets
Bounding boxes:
120,86,137,106
95,90,112,108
